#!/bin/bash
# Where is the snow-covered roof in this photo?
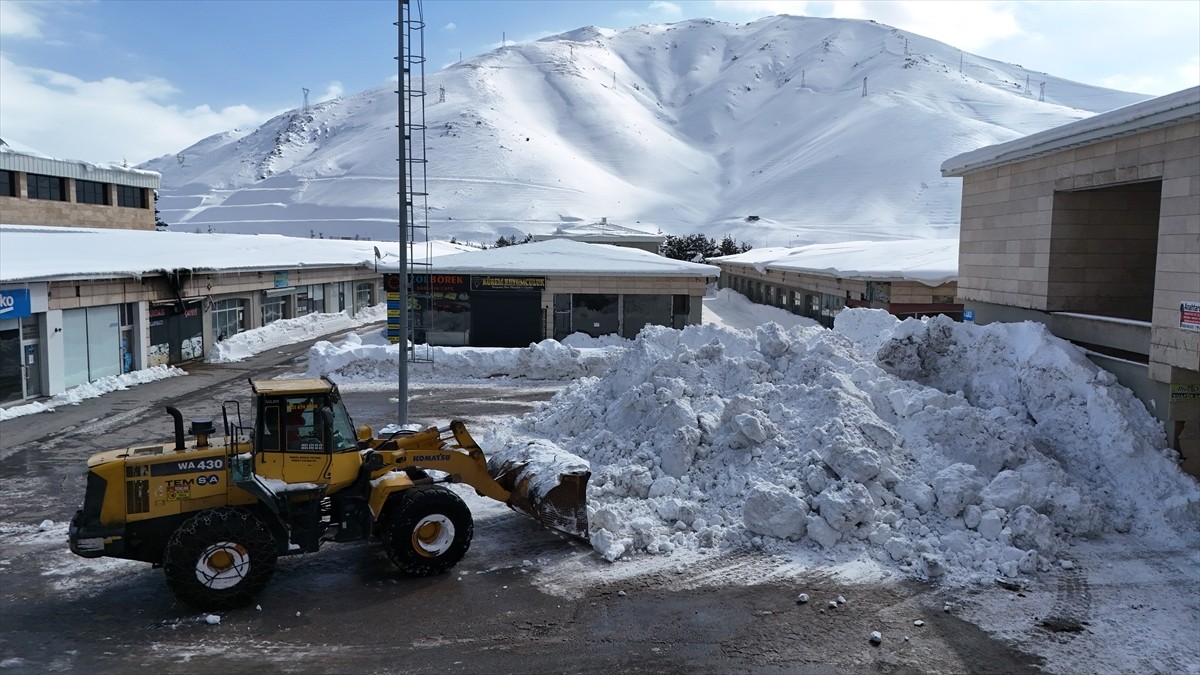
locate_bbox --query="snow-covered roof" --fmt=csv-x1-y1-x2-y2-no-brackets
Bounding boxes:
377,239,719,277
941,86,1200,176
712,238,958,286
534,219,665,243
0,224,468,283
0,140,160,188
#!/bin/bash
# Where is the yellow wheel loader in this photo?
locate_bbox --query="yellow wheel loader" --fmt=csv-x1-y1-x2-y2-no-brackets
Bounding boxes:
68,377,589,610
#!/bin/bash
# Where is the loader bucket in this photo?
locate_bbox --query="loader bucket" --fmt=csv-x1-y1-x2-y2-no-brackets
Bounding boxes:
488,453,590,541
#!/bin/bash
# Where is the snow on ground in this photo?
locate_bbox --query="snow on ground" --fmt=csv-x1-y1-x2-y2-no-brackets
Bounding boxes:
298,292,1198,590
207,304,387,363
4,286,1198,671
0,365,185,422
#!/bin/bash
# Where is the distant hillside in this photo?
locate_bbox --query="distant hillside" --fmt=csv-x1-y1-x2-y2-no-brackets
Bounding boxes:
142,15,1148,247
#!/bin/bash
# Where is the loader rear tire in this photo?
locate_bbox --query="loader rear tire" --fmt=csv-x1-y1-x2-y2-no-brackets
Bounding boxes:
382,486,473,576
163,507,277,611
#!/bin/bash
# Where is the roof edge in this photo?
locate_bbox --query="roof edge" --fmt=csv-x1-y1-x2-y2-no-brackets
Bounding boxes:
941,86,1200,177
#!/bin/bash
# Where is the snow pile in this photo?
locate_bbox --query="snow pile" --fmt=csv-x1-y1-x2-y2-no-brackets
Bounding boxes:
0,365,185,422
305,329,627,382
207,305,386,363
491,310,1200,583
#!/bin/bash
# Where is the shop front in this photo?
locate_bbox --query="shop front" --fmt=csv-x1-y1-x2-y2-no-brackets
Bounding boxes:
0,288,38,404
148,300,203,366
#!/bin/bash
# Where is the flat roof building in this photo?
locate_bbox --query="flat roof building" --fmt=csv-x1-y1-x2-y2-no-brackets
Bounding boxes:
0,140,161,231
942,86,1200,472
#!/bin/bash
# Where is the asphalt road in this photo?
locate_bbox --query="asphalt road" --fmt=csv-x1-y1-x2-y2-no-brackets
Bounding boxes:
0,325,1045,674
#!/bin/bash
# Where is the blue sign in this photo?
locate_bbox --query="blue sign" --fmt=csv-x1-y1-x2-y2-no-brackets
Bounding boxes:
963,309,975,323
0,289,32,320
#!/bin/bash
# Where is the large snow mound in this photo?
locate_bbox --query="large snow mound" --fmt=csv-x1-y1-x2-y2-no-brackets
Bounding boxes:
495,310,1200,583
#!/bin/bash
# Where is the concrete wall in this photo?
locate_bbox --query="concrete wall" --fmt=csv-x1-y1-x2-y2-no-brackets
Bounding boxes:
957,119,1200,382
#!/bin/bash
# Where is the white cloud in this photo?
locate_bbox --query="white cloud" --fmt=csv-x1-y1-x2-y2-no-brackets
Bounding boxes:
0,1,43,39
0,55,275,165
648,1,684,18
316,81,344,103
443,22,457,30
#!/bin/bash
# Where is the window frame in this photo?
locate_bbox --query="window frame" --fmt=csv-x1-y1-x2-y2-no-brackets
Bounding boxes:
26,173,65,201
76,179,110,205
116,185,146,208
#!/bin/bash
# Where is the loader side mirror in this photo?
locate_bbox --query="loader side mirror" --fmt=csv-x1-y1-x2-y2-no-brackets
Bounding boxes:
356,425,373,442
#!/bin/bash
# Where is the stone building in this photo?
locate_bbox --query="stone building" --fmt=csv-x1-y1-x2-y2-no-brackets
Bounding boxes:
0,141,160,231
941,86,1199,467
387,239,718,347
0,225,386,406
712,239,961,327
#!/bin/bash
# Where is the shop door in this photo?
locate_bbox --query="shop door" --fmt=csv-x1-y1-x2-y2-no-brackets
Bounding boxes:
0,328,19,404
470,294,542,347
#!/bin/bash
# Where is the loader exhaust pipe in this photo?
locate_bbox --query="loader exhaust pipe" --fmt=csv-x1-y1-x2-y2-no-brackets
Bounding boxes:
166,406,185,451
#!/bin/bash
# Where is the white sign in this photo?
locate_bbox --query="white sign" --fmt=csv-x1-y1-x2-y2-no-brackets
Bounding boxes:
1182,301,1200,332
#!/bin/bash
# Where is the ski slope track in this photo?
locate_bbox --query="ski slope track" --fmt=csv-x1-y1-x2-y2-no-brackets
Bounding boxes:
142,16,1148,247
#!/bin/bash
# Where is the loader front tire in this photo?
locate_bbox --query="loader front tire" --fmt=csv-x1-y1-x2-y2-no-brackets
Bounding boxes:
382,486,473,576
163,507,277,611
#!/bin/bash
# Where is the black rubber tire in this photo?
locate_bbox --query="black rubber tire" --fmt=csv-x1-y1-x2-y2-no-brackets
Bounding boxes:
382,486,473,576
162,507,277,611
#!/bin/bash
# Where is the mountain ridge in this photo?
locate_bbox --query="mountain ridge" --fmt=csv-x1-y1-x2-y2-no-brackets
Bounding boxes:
143,15,1149,247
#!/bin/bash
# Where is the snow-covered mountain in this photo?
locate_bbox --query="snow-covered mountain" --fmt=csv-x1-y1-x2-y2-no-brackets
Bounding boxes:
143,15,1148,246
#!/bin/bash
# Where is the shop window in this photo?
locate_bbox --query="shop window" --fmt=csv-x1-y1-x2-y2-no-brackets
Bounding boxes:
672,294,690,329
354,283,374,313
300,284,324,314
63,306,121,387
27,173,65,201
571,294,618,338
866,281,891,303
212,299,246,342
622,294,671,339
76,180,110,205
262,298,285,325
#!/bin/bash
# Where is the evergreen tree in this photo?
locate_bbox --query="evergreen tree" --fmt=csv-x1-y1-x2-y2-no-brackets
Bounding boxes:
718,235,753,256
153,191,169,230
661,234,719,262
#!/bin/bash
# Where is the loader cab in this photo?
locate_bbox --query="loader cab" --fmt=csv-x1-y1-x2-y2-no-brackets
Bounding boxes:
249,378,362,490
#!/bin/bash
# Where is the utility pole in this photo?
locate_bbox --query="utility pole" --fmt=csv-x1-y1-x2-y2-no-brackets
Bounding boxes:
801,69,805,88
959,52,963,73
1039,82,1045,102
904,37,909,55
302,87,310,112
862,77,868,97
1024,74,1030,94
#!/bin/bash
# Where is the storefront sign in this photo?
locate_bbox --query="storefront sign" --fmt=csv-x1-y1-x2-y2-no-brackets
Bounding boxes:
471,276,546,292
412,274,469,293
1181,301,1200,332
274,271,288,288
0,289,32,320
1171,384,1200,401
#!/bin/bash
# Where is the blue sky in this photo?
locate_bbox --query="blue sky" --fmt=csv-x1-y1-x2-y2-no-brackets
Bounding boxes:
1,0,1197,165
